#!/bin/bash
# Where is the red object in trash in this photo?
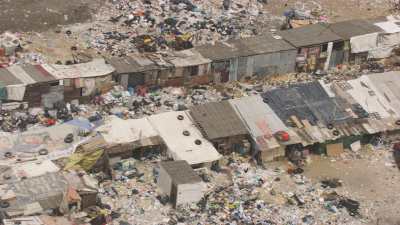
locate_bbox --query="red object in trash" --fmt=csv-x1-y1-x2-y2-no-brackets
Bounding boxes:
275,131,290,142
46,118,56,126
393,142,400,151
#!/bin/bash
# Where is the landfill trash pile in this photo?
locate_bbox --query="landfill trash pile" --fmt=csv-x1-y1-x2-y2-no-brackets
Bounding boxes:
66,152,390,225
166,154,366,225
97,85,225,119
65,0,275,56
81,158,173,225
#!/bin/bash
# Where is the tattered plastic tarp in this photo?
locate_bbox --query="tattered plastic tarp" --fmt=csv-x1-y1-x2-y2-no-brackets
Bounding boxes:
64,149,105,171
0,123,90,164
262,82,351,126
96,115,159,145
350,33,379,54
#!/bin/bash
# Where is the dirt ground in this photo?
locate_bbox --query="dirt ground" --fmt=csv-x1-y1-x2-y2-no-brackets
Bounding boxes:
265,0,392,22
0,0,103,33
304,150,400,225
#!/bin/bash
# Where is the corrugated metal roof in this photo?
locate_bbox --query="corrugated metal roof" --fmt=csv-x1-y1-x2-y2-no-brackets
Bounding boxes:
195,34,295,61
21,64,56,83
8,173,67,211
107,55,161,74
168,49,211,67
278,23,343,47
229,95,303,148
189,101,248,140
160,160,202,185
0,68,23,86
229,95,287,136
341,75,399,119
325,19,383,40
367,71,400,116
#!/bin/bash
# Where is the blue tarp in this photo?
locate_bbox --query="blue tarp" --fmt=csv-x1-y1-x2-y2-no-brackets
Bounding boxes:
65,118,94,131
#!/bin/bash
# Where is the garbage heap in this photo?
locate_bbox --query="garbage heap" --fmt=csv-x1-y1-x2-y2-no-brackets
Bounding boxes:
168,156,364,225
67,0,273,56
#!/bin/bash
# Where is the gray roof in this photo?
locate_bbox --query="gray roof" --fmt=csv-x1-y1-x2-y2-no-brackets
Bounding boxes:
107,55,160,74
278,23,343,47
6,173,67,212
160,160,202,185
0,68,23,86
189,101,249,140
196,34,295,61
325,19,383,40
21,65,57,83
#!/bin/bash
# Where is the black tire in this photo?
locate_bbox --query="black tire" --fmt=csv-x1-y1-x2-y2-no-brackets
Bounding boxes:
327,123,334,130
0,201,9,208
177,115,184,120
333,130,340,136
195,139,202,145
396,120,400,126
183,130,190,136
4,152,12,158
39,149,49,155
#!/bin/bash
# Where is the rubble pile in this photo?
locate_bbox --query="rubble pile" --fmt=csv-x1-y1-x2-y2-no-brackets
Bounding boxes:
167,156,364,225
67,0,273,56
97,85,224,119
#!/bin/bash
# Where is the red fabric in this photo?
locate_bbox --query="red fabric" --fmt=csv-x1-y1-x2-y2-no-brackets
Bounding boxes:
275,131,290,142
46,118,56,126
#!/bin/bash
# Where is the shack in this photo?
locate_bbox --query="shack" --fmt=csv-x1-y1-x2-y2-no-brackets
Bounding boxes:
329,75,400,134
196,34,297,82
367,71,400,116
278,24,343,72
326,19,383,64
229,95,302,162
167,49,211,86
0,64,59,107
96,116,162,161
262,82,353,146
148,111,221,167
42,58,115,103
157,160,205,207
107,54,166,89
189,101,250,154
0,172,98,217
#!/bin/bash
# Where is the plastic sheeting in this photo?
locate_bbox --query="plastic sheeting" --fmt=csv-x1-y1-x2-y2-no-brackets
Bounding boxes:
262,82,351,126
64,149,104,171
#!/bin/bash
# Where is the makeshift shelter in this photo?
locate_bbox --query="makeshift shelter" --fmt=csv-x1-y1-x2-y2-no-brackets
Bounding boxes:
0,122,90,165
263,82,351,127
229,95,301,161
42,58,115,101
167,49,212,86
189,101,250,154
107,54,166,89
325,19,383,65
196,34,296,82
0,171,98,217
367,71,400,115
96,116,162,160
329,75,400,134
148,111,221,166
263,82,353,145
157,160,205,207
0,64,58,105
278,24,343,72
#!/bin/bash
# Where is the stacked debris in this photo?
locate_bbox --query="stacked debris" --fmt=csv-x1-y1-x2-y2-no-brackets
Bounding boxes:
66,0,273,56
